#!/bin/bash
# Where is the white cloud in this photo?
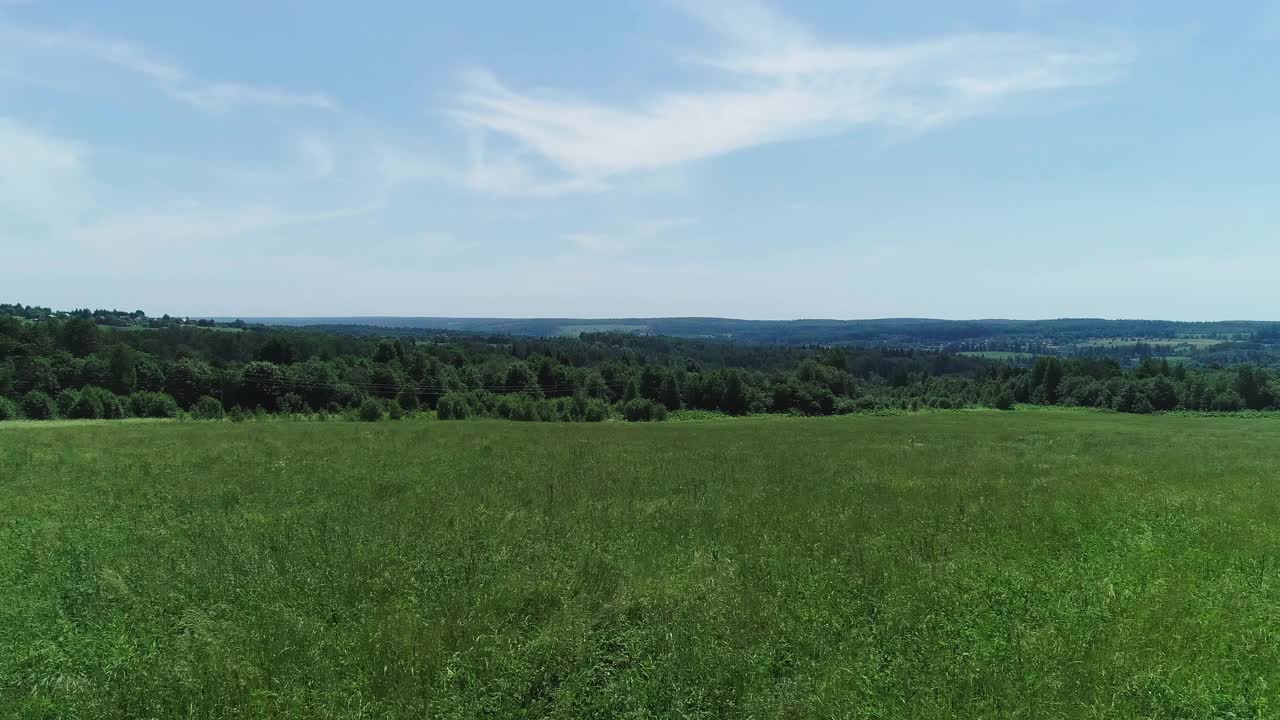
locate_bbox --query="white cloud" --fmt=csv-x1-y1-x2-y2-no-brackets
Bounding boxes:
173,84,333,113
292,136,336,178
452,0,1130,193
0,21,335,112
566,232,626,256
420,231,469,256
0,116,89,227
69,200,378,255
565,216,698,257
635,216,697,236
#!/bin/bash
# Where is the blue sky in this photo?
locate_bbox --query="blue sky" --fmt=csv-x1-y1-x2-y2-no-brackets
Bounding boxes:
1,0,1278,319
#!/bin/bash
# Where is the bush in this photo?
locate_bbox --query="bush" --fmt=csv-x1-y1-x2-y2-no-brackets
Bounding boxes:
228,406,252,422
358,397,384,422
436,392,471,420
500,395,538,421
622,398,667,422
992,390,1016,411
333,383,363,408
56,389,81,418
69,389,104,419
97,389,128,419
396,390,420,412
21,391,57,420
190,395,225,420
838,396,880,413
1211,393,1244,412
0,397,18,421
277,392,307,415
131,391,180,418
387,399,405,420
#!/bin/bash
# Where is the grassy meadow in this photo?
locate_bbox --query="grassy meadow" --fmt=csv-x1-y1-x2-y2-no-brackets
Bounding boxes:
4,410,1280,718
956,351,1035,361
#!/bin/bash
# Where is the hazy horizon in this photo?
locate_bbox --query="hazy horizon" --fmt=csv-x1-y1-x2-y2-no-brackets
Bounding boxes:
11,301,1280,325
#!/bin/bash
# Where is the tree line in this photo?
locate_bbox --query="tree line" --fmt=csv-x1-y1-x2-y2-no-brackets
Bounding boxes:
1,311,1278,423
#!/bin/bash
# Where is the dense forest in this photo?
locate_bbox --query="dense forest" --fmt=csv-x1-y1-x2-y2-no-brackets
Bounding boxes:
2,305,1279,422
250,314,1280,347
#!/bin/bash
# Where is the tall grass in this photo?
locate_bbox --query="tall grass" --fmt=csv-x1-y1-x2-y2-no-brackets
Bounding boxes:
3,409,1279,718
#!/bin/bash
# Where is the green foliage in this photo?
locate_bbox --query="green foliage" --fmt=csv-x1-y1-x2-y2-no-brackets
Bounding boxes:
69,386,126,420
357,397,384,422
60,317,99,357
583,399,609,422
992,389,1016,410
396,389,419,412
107,344,137,394
386,399,405,420
436,392,471,420
277,392,307,415
239,361,284,411
190,396,225,420
622,397,667,422
131,391,180,419
19,390,57,420
0,397,18,421
57,388,82,418
134,356,166,392
5,303,1280,425
167,359,214,408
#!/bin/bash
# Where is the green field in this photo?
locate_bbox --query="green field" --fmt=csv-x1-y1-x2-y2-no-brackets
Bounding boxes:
1078,337,1220,349
552,323,649,337
957,351,1034,361
5,410,1280,718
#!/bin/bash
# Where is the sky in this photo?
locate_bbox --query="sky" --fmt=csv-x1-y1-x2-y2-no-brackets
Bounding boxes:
1,0,1279,320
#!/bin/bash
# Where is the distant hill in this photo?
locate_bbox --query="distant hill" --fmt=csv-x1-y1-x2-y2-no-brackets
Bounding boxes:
214,316,1277,347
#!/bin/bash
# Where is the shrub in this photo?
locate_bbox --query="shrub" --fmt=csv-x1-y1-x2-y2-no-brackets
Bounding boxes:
358,397,384,422
501,395,538,421
396,390,420,412
57,389,81,418
99,390,128,419
69,389,104,419
387,399,405,420
0,397,18,421
436,392,470,420
584,399,609,422
228,406,252,422
333,383,363,408
992,390,1016,411
622,398,667,422
132,391,180,418
1211,393,1244,412
190,396,225,420
21,391,58,420
277,392,306,415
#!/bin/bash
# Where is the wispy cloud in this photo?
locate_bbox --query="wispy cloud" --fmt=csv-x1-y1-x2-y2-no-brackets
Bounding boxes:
68,200,381,258
565,216,698,256
565,232,626,256
452,0,1130,194
0,116,90,228
292,136,336,178
0,21,334,112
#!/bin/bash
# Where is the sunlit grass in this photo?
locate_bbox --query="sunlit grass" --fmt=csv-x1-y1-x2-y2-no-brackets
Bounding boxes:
3,409,1279,718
